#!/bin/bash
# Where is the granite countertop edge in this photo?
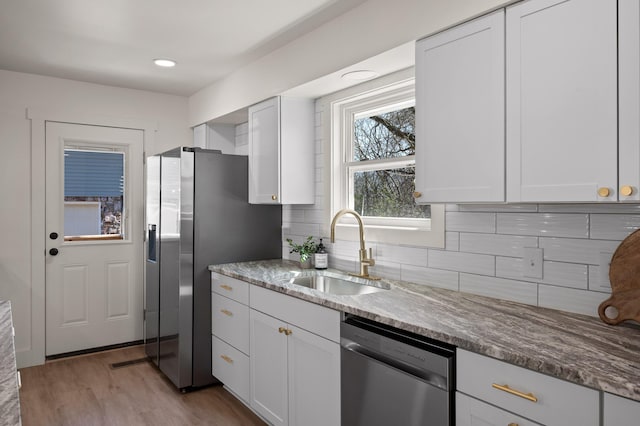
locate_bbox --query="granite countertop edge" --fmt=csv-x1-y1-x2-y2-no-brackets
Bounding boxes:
209,259,640,403
0,300,21,425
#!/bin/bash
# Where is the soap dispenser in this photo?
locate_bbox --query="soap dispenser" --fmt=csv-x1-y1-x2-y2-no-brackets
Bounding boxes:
314,238,328,270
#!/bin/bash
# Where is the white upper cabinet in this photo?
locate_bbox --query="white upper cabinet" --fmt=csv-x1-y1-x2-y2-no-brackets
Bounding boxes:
619,0,640,201
506,0,618,202
248,96,315,204
415,10,505,203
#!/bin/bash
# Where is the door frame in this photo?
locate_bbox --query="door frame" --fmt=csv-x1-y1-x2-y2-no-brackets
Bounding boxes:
26,108,156,367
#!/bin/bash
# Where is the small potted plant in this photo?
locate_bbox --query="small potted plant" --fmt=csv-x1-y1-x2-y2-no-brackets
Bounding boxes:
286,236,318,269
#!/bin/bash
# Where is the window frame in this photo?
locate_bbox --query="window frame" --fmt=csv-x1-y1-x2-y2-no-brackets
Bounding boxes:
323,69,445,248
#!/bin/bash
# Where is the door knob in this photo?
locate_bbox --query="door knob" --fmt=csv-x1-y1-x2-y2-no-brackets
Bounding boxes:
49,248,59,256
49,232,59,240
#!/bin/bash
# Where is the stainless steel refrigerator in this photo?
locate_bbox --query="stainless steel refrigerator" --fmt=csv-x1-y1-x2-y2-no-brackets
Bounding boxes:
145,147,281,390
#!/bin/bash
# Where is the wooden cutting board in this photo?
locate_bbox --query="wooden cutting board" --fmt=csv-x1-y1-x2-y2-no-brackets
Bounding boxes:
598,228,640,325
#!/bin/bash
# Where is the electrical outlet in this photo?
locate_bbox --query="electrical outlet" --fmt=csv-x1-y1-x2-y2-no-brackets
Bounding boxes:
523,247,543,279
598,252,614,291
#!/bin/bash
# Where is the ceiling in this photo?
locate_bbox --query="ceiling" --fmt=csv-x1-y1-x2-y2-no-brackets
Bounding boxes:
0,0,374,96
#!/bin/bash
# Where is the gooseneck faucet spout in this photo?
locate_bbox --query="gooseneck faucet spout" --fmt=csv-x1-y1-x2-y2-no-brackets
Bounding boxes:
330,209,379,280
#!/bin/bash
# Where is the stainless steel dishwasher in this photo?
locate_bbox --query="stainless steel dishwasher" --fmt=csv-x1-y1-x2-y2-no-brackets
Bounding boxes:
341,314,455,426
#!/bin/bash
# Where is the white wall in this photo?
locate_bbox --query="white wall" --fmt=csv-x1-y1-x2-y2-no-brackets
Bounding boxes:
0,69,190,367
279,99,634,319
188,0,511,125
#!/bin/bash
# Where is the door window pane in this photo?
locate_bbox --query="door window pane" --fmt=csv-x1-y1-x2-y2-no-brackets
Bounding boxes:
64,148,125,241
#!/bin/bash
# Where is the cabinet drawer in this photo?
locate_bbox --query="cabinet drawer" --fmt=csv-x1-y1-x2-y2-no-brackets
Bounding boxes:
250,285,340,343
211,335,250,403
457,392,541,426
211,272,249,305
211,293,249,354
457,350,599,426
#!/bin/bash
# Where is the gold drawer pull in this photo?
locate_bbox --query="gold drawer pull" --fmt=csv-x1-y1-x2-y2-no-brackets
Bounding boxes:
220,309,233,317
278,326,286,334
220,355,233,364
220,284,233,291
284,329,292,336
598,187,610,197
491,383,538,403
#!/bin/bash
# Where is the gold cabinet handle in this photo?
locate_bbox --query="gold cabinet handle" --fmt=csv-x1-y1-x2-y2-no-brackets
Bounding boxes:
621,185,634,196
271,195,277,201
284,328,292,336
598,187,610,197
278,326,286,334
220,309,233,317
413,191,422,198
491,383,538,403
508,423,519,426
220,355,233,364
220,284,233,292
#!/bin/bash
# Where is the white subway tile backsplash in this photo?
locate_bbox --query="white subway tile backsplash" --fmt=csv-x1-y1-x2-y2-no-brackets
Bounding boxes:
459,204,538,213
446,212,496,233
428,250,495,275
588,265,612,293
539,238,620,264
369,261,402,281
540,261,588,289
460,233,538,257
538,285,607,317
540,204,640,214
497,213,589,238
401,265,459,291
589,214,640,240
263,98,635,319
375,244,428,267
445,232,459,251
460,274,538,305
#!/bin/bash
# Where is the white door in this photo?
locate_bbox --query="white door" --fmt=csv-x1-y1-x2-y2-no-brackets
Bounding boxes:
287,324,340,426
415,10,505,203
505,0,617,202
45,121,144,356
250,309,288,426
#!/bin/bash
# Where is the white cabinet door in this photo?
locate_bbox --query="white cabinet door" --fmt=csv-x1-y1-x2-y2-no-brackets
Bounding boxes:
250,309,288,426
415,10,505,203
457,392,542,426
248,97,315,204
248,97,280,204
287,324,340,426
506,0,617,202
604,393,640,426
619,0,640,201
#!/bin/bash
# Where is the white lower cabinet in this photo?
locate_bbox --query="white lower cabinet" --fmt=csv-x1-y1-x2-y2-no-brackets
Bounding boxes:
604,393,640,426
457,392,541,426
250,285,340,426
211,335,250,402
457,349,599,426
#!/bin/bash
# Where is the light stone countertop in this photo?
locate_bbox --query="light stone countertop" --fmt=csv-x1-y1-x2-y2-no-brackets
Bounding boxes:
209,259,640,402
0,301,21,425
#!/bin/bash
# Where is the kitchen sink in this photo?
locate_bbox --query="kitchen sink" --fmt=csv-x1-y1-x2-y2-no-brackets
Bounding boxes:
286,271,390,296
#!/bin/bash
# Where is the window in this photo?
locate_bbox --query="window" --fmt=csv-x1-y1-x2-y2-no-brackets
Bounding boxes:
63,147,126,241
326,71,444,247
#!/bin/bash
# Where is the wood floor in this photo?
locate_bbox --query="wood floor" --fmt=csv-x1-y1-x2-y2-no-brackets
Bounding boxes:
18,345,266,426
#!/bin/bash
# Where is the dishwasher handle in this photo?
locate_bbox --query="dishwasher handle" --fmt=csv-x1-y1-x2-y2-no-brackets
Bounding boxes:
341,338,449,391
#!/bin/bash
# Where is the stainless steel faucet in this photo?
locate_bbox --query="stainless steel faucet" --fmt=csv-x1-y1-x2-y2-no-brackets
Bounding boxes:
330,209,379,280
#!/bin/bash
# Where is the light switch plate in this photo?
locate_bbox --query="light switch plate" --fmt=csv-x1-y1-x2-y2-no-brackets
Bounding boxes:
523,247,543,279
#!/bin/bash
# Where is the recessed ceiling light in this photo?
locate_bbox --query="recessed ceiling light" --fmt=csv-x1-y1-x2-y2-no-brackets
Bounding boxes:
154,58,176,68
341,70,379,81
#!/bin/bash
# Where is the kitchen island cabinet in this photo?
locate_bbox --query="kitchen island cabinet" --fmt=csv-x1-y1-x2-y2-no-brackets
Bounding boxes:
604,393,640,426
